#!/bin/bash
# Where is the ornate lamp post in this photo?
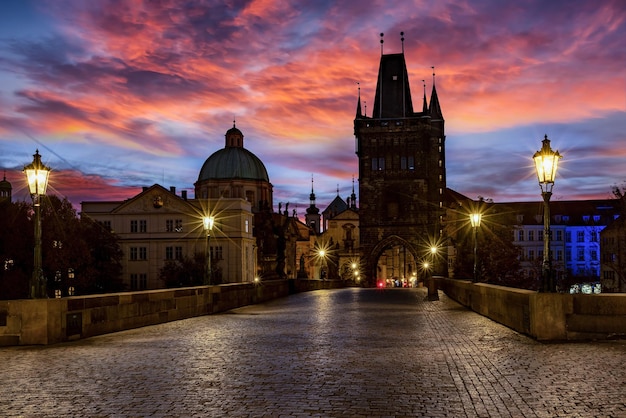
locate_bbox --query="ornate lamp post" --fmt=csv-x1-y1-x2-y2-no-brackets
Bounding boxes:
203,216,215,285
469,213,482,282
23,150,50,299
533,135,562,292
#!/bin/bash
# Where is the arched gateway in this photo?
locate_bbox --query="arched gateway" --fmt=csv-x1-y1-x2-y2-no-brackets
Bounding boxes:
354,34,447,286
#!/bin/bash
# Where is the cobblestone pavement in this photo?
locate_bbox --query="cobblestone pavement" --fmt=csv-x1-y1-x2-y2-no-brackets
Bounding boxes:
1,288,625,418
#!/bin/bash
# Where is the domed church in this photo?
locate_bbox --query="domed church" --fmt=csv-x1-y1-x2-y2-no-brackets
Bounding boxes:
81,122,315,290
195,123,273,213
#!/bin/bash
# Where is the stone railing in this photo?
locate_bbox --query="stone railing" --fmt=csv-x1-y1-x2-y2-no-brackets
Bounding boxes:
0,279,344,346
439,278,626,341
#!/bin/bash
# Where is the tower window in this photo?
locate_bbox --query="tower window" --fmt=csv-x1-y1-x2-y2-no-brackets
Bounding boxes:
372,157,385,171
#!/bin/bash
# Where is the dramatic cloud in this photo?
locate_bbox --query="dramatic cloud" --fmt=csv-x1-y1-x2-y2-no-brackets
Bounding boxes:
0,0,624,214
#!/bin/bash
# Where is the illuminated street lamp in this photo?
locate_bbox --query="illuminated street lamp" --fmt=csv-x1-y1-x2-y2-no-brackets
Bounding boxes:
318,249,327,280
203,216,215,285
23,150,50,299
469,212,482,282
533,135,562,292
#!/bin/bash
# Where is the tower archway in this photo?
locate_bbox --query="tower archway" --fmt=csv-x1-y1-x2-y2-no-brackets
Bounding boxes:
364,235,424,287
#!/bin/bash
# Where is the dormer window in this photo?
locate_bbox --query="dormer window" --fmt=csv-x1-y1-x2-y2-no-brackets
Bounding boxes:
583,216,590,223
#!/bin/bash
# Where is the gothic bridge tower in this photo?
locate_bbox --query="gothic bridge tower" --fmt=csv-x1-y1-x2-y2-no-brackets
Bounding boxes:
354,33,446,286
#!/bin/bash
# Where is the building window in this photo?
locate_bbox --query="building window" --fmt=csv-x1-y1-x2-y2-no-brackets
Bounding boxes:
372,157,385,171
555,230,562,242
577,247,584,261
245,219,249,233
566,231,571,242
400,155,415,170
590,231,598,242
166,219,183,232
210,246,223,260
130,220,138,233
139,220,147,233
165,247,174,260
577,231,584,242
566,250,572,262
538,230,544,242
591,250,597,261
130,247,138,261
139,273,147,289
528,230,534,241
139,247,147,260
130,274,138,290
175,247,183,260
518,230,524,241
102,220,112,231
556,250,563,261
528,250,534,261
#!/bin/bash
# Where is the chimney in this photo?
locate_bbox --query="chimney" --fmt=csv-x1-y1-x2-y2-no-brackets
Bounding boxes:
181,190,187,200
170,186,176,194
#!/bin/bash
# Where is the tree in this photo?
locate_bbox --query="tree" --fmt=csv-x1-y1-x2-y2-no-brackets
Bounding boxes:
79,216,124,294
453,202,524,288
0,200,32,299
0,196,123,299
159,253,206,288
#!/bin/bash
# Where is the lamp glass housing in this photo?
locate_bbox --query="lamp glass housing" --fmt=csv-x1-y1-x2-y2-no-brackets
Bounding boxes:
24,151,50,196
470,213,482,228
533,135,562,187
203,216,215,232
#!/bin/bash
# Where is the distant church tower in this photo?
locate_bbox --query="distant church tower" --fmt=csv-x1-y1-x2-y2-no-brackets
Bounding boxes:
354,33,446,285
0,172,12,203
305,176,321,234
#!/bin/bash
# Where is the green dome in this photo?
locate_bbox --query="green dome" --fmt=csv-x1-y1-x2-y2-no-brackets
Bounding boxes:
198,147,269,182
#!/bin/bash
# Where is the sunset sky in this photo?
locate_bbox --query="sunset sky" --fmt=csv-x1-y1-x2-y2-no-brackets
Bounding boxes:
1,0,624,217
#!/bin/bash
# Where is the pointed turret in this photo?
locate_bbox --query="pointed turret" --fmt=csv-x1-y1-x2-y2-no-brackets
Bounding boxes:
429,69,443,120
422,80,428,114
356,88,363,118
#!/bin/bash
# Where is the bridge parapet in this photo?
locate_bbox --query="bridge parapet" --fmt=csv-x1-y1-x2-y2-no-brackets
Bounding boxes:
0,279,343,346
439,278,626,341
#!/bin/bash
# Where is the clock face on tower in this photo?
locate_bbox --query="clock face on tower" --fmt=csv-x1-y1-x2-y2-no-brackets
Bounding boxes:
153,196,164,208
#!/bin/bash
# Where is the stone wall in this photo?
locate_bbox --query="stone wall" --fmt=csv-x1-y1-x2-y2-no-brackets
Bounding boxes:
0,279,343,346
439,278,626,340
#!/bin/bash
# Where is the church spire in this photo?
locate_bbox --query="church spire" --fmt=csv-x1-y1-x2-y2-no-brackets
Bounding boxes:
350,176,357,210
305,174,321,233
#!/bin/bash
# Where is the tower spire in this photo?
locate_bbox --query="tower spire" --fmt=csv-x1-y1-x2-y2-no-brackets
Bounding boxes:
356,82,362,118
429,66,443,119
422,79,428,113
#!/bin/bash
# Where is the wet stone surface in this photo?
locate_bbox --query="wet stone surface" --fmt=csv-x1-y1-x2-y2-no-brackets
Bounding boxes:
1,288,625,417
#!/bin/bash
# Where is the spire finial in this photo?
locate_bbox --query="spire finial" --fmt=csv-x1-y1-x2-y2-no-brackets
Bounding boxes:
400,31,405,53
432,66,436,85
311,174,314,193
337,184,340,196
380,32,384,55
233,117,236,128
364,101,367,117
